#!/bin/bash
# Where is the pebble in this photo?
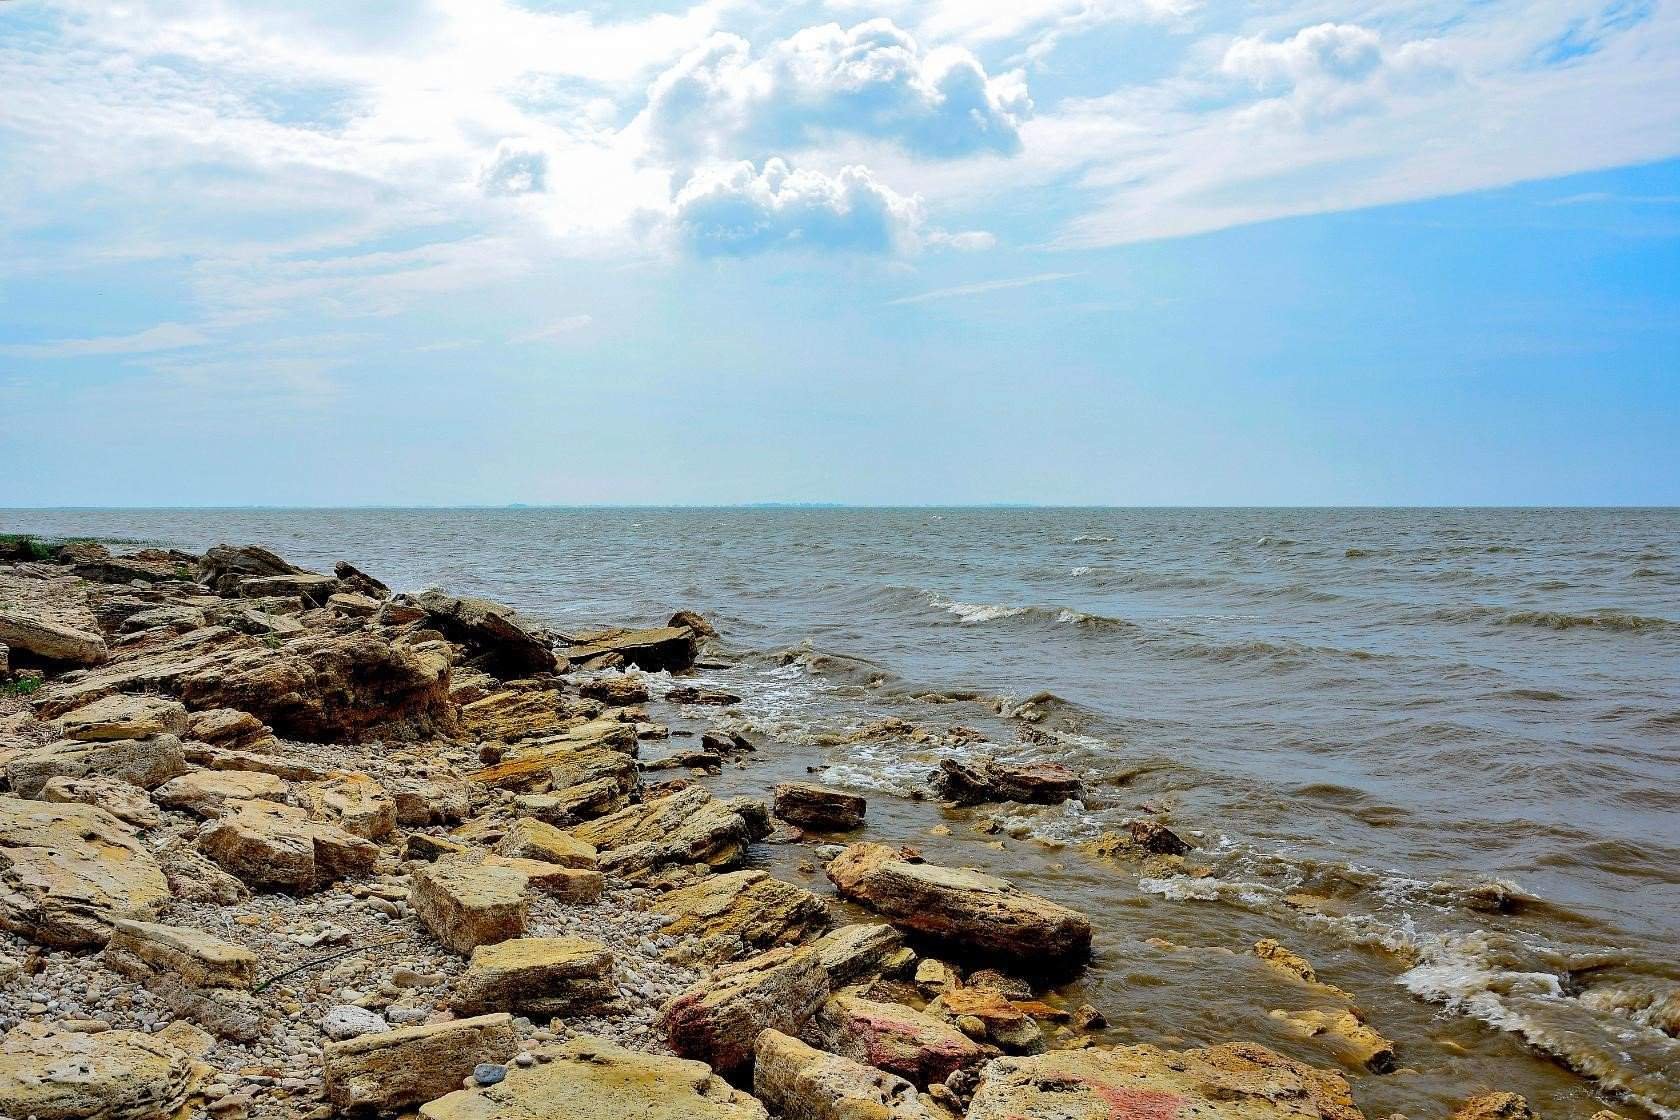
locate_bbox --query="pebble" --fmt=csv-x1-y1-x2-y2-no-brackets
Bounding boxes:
474,1062,508,1086
320,1004,387,1041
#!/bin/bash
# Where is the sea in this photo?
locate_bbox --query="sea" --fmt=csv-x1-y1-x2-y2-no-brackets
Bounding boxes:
4,506,1676,1118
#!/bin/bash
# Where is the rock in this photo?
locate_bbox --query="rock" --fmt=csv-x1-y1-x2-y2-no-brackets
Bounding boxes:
1450,1094,1536,1120
576,786,769,879
931,988,1046,1054
460,689,599,743
238,572,340,603
932,757,1085,806
53,693,190,741
157,839,250,904
322,1005,389,1041
200,544,304,594
297,772,396,839
1255,939,1353,999
561,625,698,672
967,1041,1366,1120
668,686,741,706
669,609,718,639
119,604,208,633
809,994,987,1088
648,869,831,967
826,843,1092,967
419,1034,768,1120
414,591,558,677
196,800,378,891
451,936,616,1016
5,734,189,798
492,817,598,869
774,783,866,830
334,560,391,599
1090,820,1192,858
323,1012,517,1113
40,775,161,828
579,675,650,705
75,555,186,585
661,945,830,1073
186,707,269,747
485,854,604,903
754,1028,942,1120
1272,1009,1396,1073
104,918,256,989
154,769,289,816
389,776,470,826
328,591,382,617
475,1062,508,1086
0,1019,211,1120
810,922,906,988
0,796,170,946
411,854,528,953
0,609,107,667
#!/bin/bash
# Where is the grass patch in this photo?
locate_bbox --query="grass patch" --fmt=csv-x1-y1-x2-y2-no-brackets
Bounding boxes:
1,677,43,697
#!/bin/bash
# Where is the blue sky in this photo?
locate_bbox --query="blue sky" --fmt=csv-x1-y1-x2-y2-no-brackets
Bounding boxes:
1,0,1676,506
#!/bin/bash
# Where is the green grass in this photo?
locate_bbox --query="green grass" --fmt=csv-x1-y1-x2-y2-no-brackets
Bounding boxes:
1,677,43,697
0,534,58,562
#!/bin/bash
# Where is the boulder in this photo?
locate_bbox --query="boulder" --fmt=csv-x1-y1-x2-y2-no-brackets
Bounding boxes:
323,1012,517,1113
460,689,598,743
810,923,906,988
195,800,377,891
931,757,1084,806
826,843,1092,967
929,987,1046,1054
451,936,616,1016
186,707,269,747
411,854,528,953
40,775,161,829
0,1020,211,1120
966,1042,1366,1120
575,786,768,879
661,945,830,1073
0,796,170,946
53,693,190,741
754,1028,943,1120
561,625,697,672
1270,1008,1396,1073
328,591,382,617
493,817,598,868
419,1035,768,1120
414,591,558,677
0,609,107,667
579,675,650,705
5,734,189,798
334,560,391,599
648,869,831,967
1451,1093,1537,1120
296,772,397,839
485,854,604,904
154,769,289,817
199,544,304,594
119,605,207,633
238,572,340,603
103,918,262,1041
809,994,986,1088
774,783,866,830
388,776,470,826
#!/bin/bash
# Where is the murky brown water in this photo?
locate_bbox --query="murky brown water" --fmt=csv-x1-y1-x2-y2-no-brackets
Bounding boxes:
6,506,1675,1118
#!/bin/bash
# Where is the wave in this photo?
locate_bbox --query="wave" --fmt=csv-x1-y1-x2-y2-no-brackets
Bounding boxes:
1434,604,1676,634
1071,534,1114,543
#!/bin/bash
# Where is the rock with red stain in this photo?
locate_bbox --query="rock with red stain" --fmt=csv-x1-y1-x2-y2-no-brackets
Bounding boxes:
966,1041,1366,1120
660,945,829,1073
826,843,1092,967
807,994,987,1089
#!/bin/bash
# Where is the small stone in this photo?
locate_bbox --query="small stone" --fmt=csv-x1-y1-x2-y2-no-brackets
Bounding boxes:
474,1062,508,1086
322,1005,387,1041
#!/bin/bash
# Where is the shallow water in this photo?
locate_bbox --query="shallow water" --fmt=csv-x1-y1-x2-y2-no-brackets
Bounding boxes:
6,506,1677,1118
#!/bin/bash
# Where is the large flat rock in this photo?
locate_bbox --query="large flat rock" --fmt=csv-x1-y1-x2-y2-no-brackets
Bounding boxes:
0,796,170,946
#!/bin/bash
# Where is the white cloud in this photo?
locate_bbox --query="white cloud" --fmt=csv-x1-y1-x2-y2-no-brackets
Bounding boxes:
480,140,549,196
641,20,1030,163
0,322,210,358
887,271,1080,304
512,314,593,342
667,159,925,257
1223,23,1385,87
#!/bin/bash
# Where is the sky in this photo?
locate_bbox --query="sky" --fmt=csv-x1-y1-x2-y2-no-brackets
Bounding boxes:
1,0,1677,506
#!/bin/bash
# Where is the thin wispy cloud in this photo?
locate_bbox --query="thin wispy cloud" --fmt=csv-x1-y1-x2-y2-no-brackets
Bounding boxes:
887,272,1081,305
512,315,594,343
0,322,209,359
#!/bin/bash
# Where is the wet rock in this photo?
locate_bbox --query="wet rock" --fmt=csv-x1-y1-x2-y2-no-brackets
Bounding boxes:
0,796,170,946
1271,1009,1396,1073
968,1041,1366,1120
1450,1093,1537,1120
451,936,616,1016
53,693,190,741
5,733,189,798
810,993,987,1088
1255,939,1353,999
323,1012,517,1113
414,591,558,677
669,609,718,639
661,945,830,1073
774,782,866,831
492,817,599,868
40,774,162,828
154,769,289,816
754,1028,943,1120
931,757,1084,806
647,869,831,966
0,608,107,667
411,854,529,953
576,786,768,879
196,799,378,891
809,922,906,988
580,675,650,705
561,625,698,672
1094,819,1192,857
0,1019,212,1120
826,842,1092,967
418,1034,768,1120
668,685,742,706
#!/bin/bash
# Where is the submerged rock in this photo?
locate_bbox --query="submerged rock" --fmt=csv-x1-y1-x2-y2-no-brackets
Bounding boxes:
774,782,867,830
931,756,1084,806
1271,1008,1397,1073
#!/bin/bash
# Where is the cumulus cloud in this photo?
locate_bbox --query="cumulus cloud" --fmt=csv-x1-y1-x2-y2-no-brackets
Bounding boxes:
667,158,925,257
1220,23,1455,121
480,140,549,196
643,20,1031,163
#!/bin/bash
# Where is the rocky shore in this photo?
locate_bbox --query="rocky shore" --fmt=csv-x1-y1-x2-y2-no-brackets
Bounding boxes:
0,536,1633,1120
